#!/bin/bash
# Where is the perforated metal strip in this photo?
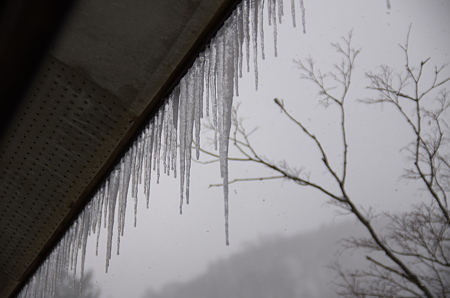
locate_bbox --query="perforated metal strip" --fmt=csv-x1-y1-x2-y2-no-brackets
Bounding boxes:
0,55,137,289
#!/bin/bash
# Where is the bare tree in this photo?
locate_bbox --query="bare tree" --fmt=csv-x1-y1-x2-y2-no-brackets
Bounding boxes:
199,30,450,298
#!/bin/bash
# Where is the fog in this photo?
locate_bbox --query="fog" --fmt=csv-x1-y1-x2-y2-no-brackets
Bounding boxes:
72,1,450,297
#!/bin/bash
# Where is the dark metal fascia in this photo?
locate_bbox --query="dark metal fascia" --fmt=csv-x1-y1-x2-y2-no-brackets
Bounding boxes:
9,0,242,297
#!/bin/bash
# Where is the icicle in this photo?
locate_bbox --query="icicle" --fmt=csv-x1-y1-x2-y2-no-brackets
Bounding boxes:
131,140,140,227
42,258,50,298
178,77,188,213
194,58,203,160
147,125,154,207
40,263,48,298
171,87,180,178
106,169,120,273
16,1,312,296
299,0,306,33
142,126,150,204
251,0,260,90
131,135,140,200
184,68,196,205
150,116,158,175
117,163,125,254
259,0,265,61
79,208,91,294
48,250,56,298
163,101,172,176
93,192,102,254
49,249,58,298
207,19,233,246
273,7,278,57
136,133,144,187
117,149,132,255
197,55,205,121
71,224,79,282
291,0,296,27
155,108,164,184
268,0,278,57
278,0,284,23
243,0,251,74
122,150,132,233
236,4,244,81
216,33,225,158
96,194,103,255
233,11,241,97
209,40,219,150
204,54,211,118
116,163,125,255
103,179,109,228
90,189,98,235
152,114,159,178
162,103,169,175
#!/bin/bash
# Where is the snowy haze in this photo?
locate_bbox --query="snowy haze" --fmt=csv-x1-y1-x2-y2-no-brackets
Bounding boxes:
76,1,450,298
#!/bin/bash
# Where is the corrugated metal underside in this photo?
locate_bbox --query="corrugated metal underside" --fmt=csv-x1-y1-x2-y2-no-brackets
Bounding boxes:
0,0,239,296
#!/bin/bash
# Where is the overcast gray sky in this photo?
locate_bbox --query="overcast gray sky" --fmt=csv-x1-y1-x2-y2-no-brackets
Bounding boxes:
80,1,450,297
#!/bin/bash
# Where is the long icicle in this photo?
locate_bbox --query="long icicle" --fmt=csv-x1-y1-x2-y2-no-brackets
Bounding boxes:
16,0,307,296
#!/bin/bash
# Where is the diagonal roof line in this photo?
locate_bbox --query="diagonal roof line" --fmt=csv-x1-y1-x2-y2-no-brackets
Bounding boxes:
5,0,242,297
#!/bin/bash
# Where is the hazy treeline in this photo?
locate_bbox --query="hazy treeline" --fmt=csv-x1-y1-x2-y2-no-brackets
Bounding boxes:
143,221,368,298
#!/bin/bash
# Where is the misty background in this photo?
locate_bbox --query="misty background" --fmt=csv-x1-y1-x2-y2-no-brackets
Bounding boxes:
57,1,450,297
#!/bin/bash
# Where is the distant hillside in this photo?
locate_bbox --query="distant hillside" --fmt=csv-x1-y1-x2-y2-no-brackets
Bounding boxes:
142,221,369,298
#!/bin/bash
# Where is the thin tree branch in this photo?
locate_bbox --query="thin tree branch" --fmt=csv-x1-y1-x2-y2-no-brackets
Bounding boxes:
209,176,286,187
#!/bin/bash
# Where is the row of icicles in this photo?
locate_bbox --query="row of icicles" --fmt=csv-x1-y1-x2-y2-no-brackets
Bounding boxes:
17,0,306,296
